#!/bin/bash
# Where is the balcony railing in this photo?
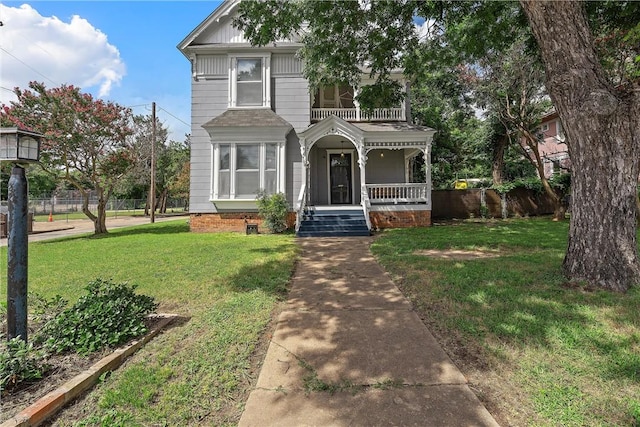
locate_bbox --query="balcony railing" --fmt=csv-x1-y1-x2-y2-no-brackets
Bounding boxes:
366,183,428,204
311,107,405,122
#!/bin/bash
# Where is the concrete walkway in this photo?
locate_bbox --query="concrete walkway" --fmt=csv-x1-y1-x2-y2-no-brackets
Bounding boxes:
239,237,499,427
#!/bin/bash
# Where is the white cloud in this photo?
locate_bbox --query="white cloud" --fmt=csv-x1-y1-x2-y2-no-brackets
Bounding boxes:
0,4,125,103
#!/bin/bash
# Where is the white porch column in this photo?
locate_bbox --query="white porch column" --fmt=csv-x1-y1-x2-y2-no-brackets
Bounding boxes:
299,137,310,206
424,143,432,209
356,138,367,196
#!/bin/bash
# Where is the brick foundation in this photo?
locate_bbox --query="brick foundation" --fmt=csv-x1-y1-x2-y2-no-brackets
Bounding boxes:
190,212,297,233
369,210,431,230
190,211,429,233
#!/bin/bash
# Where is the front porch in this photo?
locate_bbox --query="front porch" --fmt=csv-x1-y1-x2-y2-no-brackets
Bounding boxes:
295,116,435,235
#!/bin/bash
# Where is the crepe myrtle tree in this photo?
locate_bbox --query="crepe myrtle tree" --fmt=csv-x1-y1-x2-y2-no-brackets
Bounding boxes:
235,0,640,292
1,82,134,234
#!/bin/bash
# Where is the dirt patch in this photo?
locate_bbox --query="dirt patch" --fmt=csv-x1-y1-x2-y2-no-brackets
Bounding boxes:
0,316,165,424
413,249,501,260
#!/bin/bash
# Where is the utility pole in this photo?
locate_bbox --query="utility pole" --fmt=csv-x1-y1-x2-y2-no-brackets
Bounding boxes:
150,102,156,223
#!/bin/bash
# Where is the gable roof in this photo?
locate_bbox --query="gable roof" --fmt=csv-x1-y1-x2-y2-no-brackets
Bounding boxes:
177,0,240,56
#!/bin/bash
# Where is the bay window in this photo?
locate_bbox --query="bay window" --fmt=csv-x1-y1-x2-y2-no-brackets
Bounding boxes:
213,142,283,200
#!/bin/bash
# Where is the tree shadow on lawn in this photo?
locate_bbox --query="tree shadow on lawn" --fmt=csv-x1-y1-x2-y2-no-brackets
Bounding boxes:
398,253,640,384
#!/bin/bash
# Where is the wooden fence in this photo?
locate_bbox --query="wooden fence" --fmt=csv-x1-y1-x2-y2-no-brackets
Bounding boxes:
431,188,557,220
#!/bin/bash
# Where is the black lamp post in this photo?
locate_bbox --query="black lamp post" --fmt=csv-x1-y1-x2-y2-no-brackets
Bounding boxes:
1,127,41,342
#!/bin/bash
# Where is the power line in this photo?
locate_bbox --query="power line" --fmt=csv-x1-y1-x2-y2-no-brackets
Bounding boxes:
157,106,190,127
0,47,60,87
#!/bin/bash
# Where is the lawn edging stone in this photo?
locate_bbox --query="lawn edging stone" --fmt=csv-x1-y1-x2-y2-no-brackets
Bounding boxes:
0,314,178,427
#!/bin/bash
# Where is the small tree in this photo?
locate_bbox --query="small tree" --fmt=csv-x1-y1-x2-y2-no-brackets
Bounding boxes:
256,191,289,233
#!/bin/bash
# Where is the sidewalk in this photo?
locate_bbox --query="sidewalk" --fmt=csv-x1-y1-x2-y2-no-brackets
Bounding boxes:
239,237,499,426
0,215,189,247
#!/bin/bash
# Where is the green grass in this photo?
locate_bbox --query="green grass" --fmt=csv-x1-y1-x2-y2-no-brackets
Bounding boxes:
371,218,640,426
0,221,297,426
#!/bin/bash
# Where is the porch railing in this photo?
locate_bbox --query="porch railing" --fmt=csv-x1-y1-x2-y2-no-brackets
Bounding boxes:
310,107,405,122
295,183,307,232
360,185,372,231
366,183,429,204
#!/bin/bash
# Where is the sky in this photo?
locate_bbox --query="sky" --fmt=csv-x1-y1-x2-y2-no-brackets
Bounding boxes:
0,1,223,143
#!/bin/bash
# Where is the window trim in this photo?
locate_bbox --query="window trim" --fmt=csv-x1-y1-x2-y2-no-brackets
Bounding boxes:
555,119,565,142
229,53,271,108
211,141,285,201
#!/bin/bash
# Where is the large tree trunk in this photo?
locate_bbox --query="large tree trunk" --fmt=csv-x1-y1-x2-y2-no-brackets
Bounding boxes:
492,134,508,186
521,1,640,292
158,188,168,214
94,187,108,235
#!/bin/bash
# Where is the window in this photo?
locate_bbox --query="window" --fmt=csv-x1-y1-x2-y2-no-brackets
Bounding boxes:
236,144,260,197
556,120,565,141
229,54,271,108
541,124,549,132
237,59,262,106
218,144,230,198
312,84,355,109
213,142,282,200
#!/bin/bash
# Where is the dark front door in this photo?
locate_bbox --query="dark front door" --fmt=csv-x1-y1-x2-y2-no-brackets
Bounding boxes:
329,153,352,204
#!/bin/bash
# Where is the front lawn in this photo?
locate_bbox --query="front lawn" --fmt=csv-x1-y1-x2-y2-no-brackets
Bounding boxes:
0,221,297,426
371,218,640,426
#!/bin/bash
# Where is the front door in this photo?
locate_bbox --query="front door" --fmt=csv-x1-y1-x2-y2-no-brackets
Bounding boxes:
329,153,352,204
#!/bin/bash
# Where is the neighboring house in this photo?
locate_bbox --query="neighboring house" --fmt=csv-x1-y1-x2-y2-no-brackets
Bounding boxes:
178,0,435,236
530,110,570,178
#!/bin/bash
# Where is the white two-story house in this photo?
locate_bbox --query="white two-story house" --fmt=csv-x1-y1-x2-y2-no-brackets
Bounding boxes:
178,0,435,236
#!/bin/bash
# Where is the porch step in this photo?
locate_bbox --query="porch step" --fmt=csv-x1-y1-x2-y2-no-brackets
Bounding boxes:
297,208,371,238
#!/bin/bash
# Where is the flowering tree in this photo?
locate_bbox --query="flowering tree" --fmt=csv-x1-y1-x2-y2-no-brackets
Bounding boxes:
1,81,134,234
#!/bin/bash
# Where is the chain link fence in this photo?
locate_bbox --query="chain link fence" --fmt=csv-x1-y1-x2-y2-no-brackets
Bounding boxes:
27,197,188,216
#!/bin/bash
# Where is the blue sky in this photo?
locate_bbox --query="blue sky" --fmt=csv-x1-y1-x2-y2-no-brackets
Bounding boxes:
0,1,223,142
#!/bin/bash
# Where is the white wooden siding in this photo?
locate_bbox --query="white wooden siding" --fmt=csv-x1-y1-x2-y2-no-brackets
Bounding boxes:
274,77,310,132
196,55,227,78
286,133,303,207
272,53,302,76
201,16,248,44
190,79,228,213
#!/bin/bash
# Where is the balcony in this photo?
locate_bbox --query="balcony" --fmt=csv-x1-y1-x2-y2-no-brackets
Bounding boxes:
310,107,406,123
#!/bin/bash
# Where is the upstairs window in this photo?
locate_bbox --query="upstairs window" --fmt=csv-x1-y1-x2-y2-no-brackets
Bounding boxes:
312,84,355,109
229,54,271,108
237,59,263,106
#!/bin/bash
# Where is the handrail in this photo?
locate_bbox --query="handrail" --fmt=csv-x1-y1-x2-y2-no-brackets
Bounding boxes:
360,185,372,231
366,183,428,204
295,183,307,232
310,107,405,122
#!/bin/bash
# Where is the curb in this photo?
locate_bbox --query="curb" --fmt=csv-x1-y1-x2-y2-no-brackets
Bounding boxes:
1,314,178,427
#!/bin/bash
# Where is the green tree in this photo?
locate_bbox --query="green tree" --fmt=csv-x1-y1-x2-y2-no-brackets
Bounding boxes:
410,64,489,188
156,139,190,213
1,82,134,234
474,38,570,220
235,0,640,292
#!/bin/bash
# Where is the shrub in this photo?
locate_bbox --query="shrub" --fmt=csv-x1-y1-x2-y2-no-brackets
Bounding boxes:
37,278,158,355
256,190,289,233
0,337,49,394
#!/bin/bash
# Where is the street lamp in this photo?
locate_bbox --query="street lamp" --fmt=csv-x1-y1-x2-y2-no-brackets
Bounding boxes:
0,127,42,342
